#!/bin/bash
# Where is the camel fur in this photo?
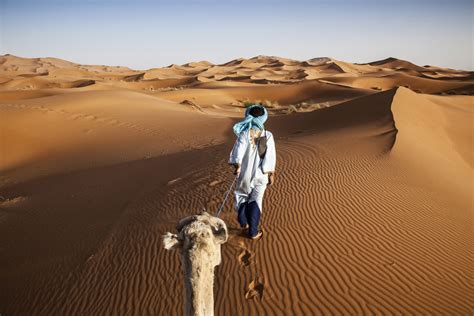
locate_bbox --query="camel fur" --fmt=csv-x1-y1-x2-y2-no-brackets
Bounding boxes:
163,212,228,316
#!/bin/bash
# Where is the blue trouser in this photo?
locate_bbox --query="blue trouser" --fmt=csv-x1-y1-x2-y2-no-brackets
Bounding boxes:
237,201,261,237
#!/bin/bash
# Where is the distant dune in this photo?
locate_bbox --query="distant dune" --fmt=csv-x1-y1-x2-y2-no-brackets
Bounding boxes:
0,54,472,315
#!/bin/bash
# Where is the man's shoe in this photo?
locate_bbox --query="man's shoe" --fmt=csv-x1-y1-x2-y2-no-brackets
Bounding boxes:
251,231,263,240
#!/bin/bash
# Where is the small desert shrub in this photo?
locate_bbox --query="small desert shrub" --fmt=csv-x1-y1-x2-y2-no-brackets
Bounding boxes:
311,103,324,110
255,99,279,109
155,87,181,92
309,101,330,111
242,99,279,109
243,100,255,108
286,105,298,114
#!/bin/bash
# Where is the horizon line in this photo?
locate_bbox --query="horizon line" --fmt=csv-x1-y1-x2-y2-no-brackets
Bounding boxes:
2,53,472,72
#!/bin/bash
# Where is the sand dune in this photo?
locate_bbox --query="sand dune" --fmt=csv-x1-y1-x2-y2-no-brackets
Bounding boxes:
2,54,471,95
0,89,231,181
151,80,374,111
0,55,472,315
366,57,429,71
319,72,474,94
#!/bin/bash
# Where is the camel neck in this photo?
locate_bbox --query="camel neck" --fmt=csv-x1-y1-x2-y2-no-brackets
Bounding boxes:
183,254,215,316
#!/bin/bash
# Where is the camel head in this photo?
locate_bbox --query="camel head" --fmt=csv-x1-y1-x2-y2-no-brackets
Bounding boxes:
163,212,227,316
163,211,228,266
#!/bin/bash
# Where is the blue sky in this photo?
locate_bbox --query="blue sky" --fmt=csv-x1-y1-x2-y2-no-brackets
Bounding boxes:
0,0,472,70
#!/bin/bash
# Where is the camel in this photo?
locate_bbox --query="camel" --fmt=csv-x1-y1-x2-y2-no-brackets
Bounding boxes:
163,212,228,316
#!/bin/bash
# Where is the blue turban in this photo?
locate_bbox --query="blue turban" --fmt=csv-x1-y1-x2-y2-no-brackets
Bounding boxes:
232,104,268,136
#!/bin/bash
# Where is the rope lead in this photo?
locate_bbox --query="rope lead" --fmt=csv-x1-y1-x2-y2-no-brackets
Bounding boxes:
215,174,238,218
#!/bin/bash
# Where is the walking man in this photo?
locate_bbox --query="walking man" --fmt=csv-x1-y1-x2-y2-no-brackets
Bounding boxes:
229,104,276,239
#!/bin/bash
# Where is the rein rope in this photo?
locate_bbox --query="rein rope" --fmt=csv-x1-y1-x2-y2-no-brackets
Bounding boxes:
215,174,238,218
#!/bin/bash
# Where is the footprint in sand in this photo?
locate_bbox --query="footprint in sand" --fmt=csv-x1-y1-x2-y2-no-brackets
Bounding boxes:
209,180,224,187
84,115,97,120
0,195,28,207
68,114,83,120
166,177,182,186
106,119,119,125
245,280,264,300
238,249,252,266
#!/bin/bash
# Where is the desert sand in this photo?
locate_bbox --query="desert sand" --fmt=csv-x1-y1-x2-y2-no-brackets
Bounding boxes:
0,54,472,315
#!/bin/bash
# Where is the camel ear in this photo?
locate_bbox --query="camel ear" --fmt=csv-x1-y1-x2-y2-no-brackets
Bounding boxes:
163,232,182,250
212,221,228,245
176,215,198,232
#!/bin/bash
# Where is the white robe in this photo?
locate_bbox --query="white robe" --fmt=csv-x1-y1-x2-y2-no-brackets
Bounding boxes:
228,128,276,213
